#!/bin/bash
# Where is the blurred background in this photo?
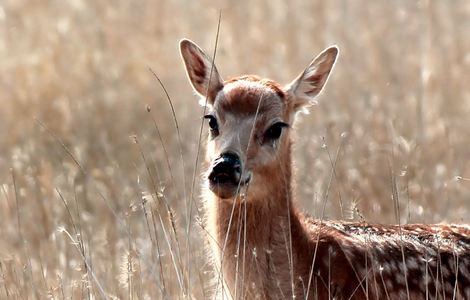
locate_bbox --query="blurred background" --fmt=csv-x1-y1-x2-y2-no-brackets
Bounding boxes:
0,0,469,298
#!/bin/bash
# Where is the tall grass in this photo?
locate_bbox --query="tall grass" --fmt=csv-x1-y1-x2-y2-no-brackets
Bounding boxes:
0,0,469,298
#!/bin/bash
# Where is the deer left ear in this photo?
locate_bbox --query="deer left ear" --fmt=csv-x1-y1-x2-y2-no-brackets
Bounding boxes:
285,46,338,111
180,39,224,104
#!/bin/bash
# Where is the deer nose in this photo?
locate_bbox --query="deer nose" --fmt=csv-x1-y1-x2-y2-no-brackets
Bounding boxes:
209,152,242,185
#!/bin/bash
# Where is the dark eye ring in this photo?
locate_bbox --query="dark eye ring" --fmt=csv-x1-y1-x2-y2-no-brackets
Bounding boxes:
265,122,289,141
204,114,219,135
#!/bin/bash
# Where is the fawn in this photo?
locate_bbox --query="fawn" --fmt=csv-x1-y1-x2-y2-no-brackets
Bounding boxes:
180,39,470,299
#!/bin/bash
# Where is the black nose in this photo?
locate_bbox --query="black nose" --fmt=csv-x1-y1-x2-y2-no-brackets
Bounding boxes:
209,153,241,185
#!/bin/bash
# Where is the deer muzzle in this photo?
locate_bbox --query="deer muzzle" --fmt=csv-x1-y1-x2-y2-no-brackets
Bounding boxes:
208,152,250,198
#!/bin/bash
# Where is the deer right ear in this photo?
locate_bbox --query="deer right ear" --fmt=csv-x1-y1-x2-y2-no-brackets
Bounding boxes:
180,39,224,104
285,46,338,112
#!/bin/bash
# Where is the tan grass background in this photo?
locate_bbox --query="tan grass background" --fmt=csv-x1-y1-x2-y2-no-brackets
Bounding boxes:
0,0,469,298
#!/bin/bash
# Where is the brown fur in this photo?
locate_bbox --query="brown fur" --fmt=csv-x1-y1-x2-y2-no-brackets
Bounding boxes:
204,114,470,299
224,75,287,99
180,39,470,299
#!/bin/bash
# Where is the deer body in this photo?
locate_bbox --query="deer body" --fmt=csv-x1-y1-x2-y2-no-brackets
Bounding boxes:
180,39,470,299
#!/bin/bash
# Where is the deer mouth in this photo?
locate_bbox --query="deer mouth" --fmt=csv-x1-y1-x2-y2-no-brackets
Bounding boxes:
209,171,239,185
208,172,251,199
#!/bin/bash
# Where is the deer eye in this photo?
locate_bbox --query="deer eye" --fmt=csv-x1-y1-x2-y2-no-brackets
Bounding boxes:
264,122,288,141
204,115,219,136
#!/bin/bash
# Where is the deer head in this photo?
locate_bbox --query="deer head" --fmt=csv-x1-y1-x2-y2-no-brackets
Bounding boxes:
180,39,338,200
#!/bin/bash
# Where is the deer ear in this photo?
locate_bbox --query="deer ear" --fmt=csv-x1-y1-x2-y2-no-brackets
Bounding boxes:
180,39,224,104
285,46,338,111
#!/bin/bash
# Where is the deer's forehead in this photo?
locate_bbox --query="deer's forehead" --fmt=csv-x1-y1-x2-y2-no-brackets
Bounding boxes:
214,79,286,118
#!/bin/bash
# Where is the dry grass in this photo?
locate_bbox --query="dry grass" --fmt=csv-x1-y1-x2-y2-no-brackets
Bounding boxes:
0,0,469,298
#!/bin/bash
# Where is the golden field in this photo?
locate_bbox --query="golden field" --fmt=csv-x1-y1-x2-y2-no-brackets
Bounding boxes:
0,0,469,298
